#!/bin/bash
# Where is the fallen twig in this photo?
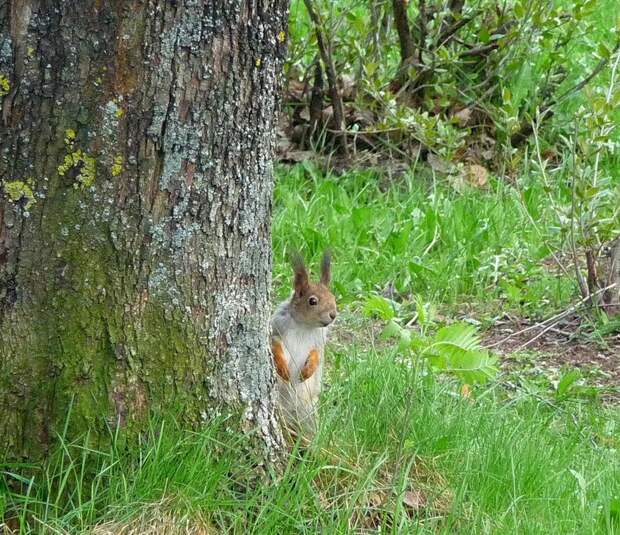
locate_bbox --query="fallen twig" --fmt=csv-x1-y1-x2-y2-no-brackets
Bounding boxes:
511,36,620,146
485,283,618,350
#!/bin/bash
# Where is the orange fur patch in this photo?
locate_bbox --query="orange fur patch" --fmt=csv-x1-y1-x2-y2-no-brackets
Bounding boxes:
271,338,290,381
300,348,320,380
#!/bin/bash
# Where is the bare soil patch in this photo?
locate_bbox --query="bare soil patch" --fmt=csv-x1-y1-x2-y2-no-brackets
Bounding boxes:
483,315,620,396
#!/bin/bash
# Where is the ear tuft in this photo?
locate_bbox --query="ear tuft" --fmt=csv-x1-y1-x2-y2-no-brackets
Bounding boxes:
290,250,309,296
320,249,331,285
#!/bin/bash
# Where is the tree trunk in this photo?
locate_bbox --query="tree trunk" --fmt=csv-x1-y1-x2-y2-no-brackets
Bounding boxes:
0,0,288,462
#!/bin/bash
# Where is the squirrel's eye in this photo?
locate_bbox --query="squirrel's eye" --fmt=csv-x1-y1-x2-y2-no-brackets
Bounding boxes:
308,296,318,306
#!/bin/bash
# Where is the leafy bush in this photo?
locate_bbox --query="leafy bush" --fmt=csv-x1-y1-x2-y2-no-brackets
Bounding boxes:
284,0,619,163
365,294,498,384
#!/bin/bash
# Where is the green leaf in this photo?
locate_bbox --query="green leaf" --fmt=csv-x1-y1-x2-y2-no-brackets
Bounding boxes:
514,2,525,18
365,62,377,76
409,260,437,275
503,283,522,304
598,43,610,59
433,322,481,351
569,469,587,510
351,207,372,227
423,323,498,383
398,328,412,351
556,369,581,399
387,224,413,254
609,497,620,519
363,295,397,320
410,336,428,352
426,346,498,384
415,298,428,327
381,319,402,339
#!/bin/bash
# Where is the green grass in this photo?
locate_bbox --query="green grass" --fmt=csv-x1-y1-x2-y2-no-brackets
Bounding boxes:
3,0,620,532
3,330,619,533
272,163,576,317
2,162,619,533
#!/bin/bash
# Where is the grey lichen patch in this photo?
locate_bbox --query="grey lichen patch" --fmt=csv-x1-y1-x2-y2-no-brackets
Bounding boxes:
145,25,177,141
146,102,168,140
102,99,123,138
171,221,201,250
207,280,272,403
97,99,127,175
0,39,12,63
147,262,183,308
175,1,205,50
159,150,184,190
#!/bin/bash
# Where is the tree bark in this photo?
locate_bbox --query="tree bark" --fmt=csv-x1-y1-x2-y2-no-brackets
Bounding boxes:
0,0,288,462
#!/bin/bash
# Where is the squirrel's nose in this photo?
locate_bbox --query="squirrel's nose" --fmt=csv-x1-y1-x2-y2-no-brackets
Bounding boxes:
329,311,336,320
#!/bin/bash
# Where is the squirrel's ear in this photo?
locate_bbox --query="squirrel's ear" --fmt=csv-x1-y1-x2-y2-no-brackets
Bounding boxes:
291,252,309,296
320,250,331,285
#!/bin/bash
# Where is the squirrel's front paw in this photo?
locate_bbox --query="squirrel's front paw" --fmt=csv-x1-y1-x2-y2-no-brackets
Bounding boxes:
299,348,320,381
271,337,291,381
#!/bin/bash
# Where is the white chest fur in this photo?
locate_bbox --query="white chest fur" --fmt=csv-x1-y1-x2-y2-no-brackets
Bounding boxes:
271,299,329,429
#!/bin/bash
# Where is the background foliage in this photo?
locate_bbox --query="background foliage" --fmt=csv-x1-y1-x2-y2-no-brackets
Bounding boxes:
2,0,620,533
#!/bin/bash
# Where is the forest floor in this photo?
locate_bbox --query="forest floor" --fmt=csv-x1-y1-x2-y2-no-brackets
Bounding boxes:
485,318,620,397
6,0,620,530
330,312,620,401
3,161,619,533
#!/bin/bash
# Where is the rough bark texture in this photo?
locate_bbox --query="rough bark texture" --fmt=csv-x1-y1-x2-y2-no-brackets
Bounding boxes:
0,0,288,462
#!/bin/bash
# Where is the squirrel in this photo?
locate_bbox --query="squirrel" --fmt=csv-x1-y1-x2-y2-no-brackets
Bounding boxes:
270,251,337,439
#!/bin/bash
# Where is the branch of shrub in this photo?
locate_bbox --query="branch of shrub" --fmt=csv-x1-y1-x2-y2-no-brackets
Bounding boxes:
510,36,620,147
302,0,349,155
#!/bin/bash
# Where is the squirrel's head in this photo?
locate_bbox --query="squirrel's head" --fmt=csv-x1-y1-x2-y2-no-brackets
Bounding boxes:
289,251,337,328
